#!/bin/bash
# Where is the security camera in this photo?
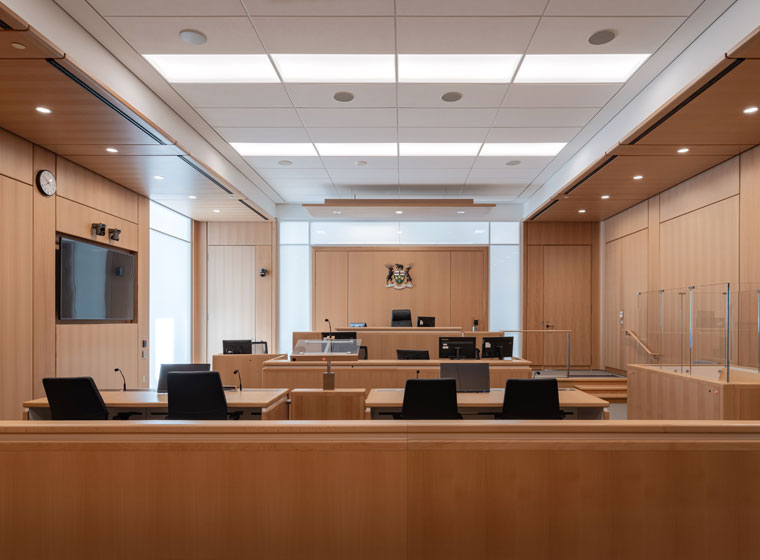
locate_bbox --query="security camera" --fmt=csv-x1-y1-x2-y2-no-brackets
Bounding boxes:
259,268,267,278
91,223,106,236
109,228,122,241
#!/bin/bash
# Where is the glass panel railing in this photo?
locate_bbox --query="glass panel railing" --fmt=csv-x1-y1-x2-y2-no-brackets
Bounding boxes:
691,283,730,380
737,283,760,374
660,287,691,374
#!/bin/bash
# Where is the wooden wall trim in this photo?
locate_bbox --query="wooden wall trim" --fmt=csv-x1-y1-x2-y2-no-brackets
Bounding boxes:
137,196,149,388
604,200,648,243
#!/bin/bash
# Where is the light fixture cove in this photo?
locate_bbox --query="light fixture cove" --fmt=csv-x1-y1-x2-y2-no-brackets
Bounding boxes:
230,142,567,157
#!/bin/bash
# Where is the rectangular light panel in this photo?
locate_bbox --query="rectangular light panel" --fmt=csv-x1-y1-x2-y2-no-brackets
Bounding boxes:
400,143,483,156
398,54,522,83
315,143,398,156
479,143,566,156
144,54,280,83
272,54,396,83
230,143,318,156
514,54,650,83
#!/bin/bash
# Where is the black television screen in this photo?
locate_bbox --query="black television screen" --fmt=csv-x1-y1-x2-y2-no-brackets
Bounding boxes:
58,237,135,320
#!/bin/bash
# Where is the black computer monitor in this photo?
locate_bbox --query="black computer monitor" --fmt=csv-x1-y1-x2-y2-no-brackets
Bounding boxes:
223,340,252,354
482,336,514,359
321,331,357,340
396,349,430,360
349,322,367,328
157,363,210,393
417,316,435,327
438,337,477,359
440,363,490,393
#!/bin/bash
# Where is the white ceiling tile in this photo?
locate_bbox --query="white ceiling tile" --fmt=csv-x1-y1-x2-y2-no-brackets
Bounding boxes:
472,155,553,169
244,156,323,168
398,84,508,108
174,84,291,107
217,127,310,142
398,108,498,127
396,17,539,53
267,178,335,189
502,84,621,107
298,108,396,127
243,0,394,15
197,108,302,127
398,0,549,16
399,169,470,181
545,0,701,17
397,187,448,197
321,157,399,169
286,84,396,107
467,169,541,181
462,183,527,194
308,128,398,142
398,128,488,142
259,168,330,179
276,185,331,203
527,17,684,54
485,127,580,142
399,157,475,169
493,107,598,127
333,179,400,187
329,169,399,180
252,17,395,53
89,0,246,16
105,17,263,54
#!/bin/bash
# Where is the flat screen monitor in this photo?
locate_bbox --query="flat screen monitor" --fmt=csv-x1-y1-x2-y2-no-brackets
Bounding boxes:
440,363,490,393
157,363,210,393
482,336,514,359
58,237,135,320
223,340,252,354
349,322,367,328
438,337,477,359
396,349,430,360
417,316,436,327
321,331,357,340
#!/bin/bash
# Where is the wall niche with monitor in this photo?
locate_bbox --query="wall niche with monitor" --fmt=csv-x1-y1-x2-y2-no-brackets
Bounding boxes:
57,236,135,321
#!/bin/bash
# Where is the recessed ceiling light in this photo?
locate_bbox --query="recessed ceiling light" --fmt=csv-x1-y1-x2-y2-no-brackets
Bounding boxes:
505,160,521,166
743,106,758,114
515,54,649,83
35,106,52,114
441,91,463,102
11,42,26,50
153,175,165,180
315,143,397,157
601,195,610,199
144,54,279,83
633,175,643,180
456,210,465,214
213,209,221,213
231,143,318,156
354,160,368,167
333,91,355,102
480,143,566,156
271,54,395,83
395,210,403,215
278,160,293,166
332,210,342,214
578,209,587,213
397,230,403,235
106,147,119,153
400,143,481,157
588,29,616,46
474,229,485,234
398,54,521,83
677,147,690,154
188,195,197,199
179,29,207,45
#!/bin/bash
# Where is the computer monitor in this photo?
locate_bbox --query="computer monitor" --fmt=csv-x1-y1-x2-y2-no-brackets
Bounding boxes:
157,363,210,394
482,336,514,359
417,316,435,327
223,340,252,354
321,331,357,340
349,322,367,328
440,363,490,393
438,337,477,359
396,349,430,360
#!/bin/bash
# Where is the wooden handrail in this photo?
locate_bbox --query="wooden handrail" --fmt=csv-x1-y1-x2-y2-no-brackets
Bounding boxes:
625,330,659,357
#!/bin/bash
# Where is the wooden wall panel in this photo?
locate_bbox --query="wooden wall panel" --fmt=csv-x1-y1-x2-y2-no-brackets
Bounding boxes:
255,244,273,346
525,222,592,245
56,156,138,223
524,245,544,364
621,229,649,367
55,324,139,390
659,157,739,222
314,251,348,328
604,238,622,370
192,221,208,363
136,196,149,388
208,222,271,245
450,250,488,330
0,127,32,184
0,176,33,419
604,200,648,242
739,147,760,368
56,197,139,252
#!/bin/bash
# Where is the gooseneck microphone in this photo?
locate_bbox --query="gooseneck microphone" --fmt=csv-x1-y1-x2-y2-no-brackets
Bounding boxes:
114,368,126,391
324,318,332,338
233,369,243,392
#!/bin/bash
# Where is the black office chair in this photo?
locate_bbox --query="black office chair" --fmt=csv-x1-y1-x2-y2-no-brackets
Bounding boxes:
358,345,368,360
42,377,139,420
167,371,242,420
498,378,564,420
393,379,462,420
252,340,268,354
391,309,413,327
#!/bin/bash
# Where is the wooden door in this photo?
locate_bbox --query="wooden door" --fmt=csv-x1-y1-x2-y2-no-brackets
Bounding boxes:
542,245,591,367
604,238,622,369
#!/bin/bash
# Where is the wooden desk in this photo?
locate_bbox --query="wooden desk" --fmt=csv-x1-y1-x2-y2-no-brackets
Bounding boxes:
365,387,609,420
290,389,365,420
212,353,286,387
23,389,289,421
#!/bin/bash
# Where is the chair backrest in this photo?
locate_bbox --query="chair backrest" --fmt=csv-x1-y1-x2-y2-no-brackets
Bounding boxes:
252,340,268,354
157,363,210,393
400,378,460,420
500,378,563,420
396,349,430,360
358,345,368,360
391,309,413,327
167,371,228,420
42,377,108,420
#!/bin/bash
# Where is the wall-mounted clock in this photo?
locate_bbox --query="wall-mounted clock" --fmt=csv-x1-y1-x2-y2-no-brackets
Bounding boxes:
36,169,56,197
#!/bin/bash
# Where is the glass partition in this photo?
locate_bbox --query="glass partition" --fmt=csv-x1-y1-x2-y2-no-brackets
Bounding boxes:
737,283,760,373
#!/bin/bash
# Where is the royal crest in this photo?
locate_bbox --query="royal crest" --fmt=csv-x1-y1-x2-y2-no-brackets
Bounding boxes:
385,263,413,289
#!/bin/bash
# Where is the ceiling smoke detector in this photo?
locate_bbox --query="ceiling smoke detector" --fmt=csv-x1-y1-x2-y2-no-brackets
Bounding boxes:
179,29,207,45
333,91,355,102
441,91,463,102
588,29,616,46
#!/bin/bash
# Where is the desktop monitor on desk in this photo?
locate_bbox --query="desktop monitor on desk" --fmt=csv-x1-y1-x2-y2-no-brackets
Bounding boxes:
440,363,490,393
157,363,210,394
482,336,514,359
223,340,252,354
439,337,477,359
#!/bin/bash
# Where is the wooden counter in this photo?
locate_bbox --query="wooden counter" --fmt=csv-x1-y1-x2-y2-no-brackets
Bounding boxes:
212,353,286,387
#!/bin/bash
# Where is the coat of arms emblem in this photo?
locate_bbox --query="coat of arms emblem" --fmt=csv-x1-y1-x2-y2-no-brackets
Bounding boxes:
385,264,413,289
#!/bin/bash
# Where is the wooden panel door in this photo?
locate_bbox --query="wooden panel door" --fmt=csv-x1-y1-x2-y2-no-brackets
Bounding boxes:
604,239,622,370
207,246,256,359
450,250,487,330
313,251,348,328
621,229,649,369
543,245,591,367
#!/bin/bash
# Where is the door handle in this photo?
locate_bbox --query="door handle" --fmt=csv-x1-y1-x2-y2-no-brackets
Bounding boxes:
545,323,554,329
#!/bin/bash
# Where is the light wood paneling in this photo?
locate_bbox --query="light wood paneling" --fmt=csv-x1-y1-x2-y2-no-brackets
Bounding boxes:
604,200,648,242
192,221,208,363
314,251,348,328
740,146,760,285
56,196,139,252
524,245,544,364
659,157,740,222
255,245,273,347
621,230,649,367
136,196,149,388
450,250,488,330
212,354,286,388
56,156,138,223
0,176,33,419
604,237,622,370
55,324,139,390
207,245,257,358
208,222,272,245
290,389,366,420
0,127,32,184
525,222,592,245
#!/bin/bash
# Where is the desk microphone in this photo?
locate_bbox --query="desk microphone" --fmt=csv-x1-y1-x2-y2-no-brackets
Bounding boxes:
233,369,243,392
416,370,420,379
324,318,332,338
114,368,126,391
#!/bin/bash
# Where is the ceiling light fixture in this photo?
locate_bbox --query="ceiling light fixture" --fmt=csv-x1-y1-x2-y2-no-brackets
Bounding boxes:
333,91,355,102
278,160,293,166
35,106,52,114
332,210,342,214
480,143,566,156
505,160,521,166
106,147,119,153
441,91,463,102
515,54,649,83
633,175,643,180
601,195,610,199
179,29,207,45
588,29,616,46
456,210,465,214
144,54,279,83
153,175,164,180
213,209,221,213
188,195,197,199
272,54,395,83
743,106,759,114
578,209,587,213
400,143,481,157
398,54,521,83
315,143,397,157
677,147,690,154
231,143,318,156
395,210,403,214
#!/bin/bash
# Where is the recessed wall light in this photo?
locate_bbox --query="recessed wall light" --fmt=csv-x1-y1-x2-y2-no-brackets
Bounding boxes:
505,160,521,166
441,91,463,102
106,147,119,153
588,29,616,46
278,160,293,166
400,143,481,157
231,143,318,156
480,143,566,156
316,143,397,157
456,210,465,214
271,54,395,83
144,54,279,83
11,42,26,50
395,210,403,214
153,175,165,180
743,106,758,114
677,147,690,154
213,209,221,213
601,195,610,199
333,91,355,102
35,106,52,114
398,54,521,83
578,209,587,213
515,54,649,83
633,175,643,180
179,29,207,45
188,195,197,199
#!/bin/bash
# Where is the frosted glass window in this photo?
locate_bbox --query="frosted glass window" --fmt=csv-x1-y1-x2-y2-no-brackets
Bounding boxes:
311,222,400,245
490,222,520,244
150,201,191,241
280,221,309,245
490,244,521,355
400,222,489,245
279,244,310,354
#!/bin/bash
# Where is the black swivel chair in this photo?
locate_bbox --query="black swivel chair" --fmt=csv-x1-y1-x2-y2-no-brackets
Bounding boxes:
42,377,139,420
498,378,564,420
394,378,462,420
391,309,413,327
166,371,242,420
358,346,368,360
